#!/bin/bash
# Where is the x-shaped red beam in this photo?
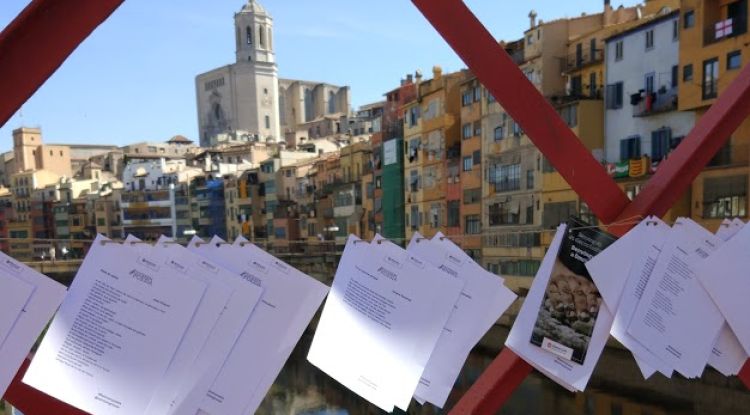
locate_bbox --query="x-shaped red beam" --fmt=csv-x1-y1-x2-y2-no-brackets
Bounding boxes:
412,0,750,413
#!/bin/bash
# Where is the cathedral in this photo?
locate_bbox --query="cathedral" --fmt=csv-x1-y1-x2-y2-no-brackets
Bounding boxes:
195,0,351,148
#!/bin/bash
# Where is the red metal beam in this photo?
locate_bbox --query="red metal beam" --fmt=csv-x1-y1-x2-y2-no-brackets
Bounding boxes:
410,0,750,413
0,0,124,128
4,357,87,415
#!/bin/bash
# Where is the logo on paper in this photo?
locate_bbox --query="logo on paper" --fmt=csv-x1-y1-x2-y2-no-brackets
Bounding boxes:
0,258,22,275
383,255,404,269
129,269,153,286
377,266,398,282
438,264,458,278
167,259,187,273
249,260,269,274
138,256,160,272
409,255,425,268
197,259,219,274
446,253,463,266
271,260,290,274
541,336,574,360
240,271,263,287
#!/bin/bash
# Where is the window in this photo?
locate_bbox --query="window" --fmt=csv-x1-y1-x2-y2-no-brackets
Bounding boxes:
615,40,624,61
570,75,583,96
542,201,577,228
488,203,520,226
462,123,472,139
473,86,481,102
645,29,654,50
265,115,270,129
447,201,460,227
473,121,482,137
703,58,719,100
472,150,481,165
463,188,481,204
651,128,672,161
728,51,742,70
246,26,253,44
683,64,693,82
704,175,747,218
684,10,695,29
559,104,577,127
465,215,481,234
526,34,534,45
409,169,420,192
620,136,642,161
410,206,419,230
673,19,679,40
526,169,534,189
408,106,420,126
672,65,679,88
589,72,597,97
606,82,624,109
512,121,522,137
488,93,496,103
493,164,521,192
494,126,504,141
461,90,473,106
645,72,655,94
463,156,473,171
429,203,441,228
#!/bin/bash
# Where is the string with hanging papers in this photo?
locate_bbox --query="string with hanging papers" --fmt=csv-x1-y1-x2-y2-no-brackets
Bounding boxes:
1,214,749,414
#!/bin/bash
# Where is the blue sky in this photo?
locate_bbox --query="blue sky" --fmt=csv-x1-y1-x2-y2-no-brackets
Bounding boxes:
0,0,642,151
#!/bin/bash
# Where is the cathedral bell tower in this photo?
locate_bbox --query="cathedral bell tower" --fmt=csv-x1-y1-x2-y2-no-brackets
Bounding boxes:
232,0,281,142
235,0,275,65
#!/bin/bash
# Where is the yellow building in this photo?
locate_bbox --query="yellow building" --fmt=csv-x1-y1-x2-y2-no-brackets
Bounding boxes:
458,76,483,258
679,0,750,231
404,67,469,242
403,93,424,242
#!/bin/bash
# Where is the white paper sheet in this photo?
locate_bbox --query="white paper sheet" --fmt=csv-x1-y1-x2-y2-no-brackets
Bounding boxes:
705,222,748,376
627,218,724,378
587,217,673,379
696,220,750,358
119,236,237,415
308,235,463,411
0,252,66,397
0,273,34,349
168,236,263,415
407,232,516,408
24,235,206,415
187,236,329,415
506,224,614,392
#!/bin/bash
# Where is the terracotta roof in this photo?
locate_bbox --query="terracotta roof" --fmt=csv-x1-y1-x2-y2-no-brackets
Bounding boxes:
167,135,194,144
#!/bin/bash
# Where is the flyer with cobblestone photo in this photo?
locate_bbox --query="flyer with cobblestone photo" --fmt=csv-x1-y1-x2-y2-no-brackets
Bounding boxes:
529,217,617,365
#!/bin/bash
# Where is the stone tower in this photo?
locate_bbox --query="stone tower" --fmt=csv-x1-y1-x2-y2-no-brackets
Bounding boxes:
232,0,281,142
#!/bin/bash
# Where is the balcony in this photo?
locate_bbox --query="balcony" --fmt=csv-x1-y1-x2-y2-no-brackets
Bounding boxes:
632,88,678,117
564,49,603,73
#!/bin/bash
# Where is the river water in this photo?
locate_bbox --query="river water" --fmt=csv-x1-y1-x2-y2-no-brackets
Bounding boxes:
257,328,750,415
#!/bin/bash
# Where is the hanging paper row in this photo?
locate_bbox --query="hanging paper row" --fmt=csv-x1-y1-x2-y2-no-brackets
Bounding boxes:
1,215,746,414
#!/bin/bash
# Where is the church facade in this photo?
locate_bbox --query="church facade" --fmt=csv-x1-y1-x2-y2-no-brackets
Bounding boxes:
195,0,350,147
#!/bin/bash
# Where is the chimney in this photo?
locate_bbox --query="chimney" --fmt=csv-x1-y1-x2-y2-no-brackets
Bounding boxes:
432,65,443,80
529,10,538,28
406,74,413,83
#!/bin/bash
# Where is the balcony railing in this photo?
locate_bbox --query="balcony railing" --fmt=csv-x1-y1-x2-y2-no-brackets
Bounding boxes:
564,49,603,72
632,87,678,117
